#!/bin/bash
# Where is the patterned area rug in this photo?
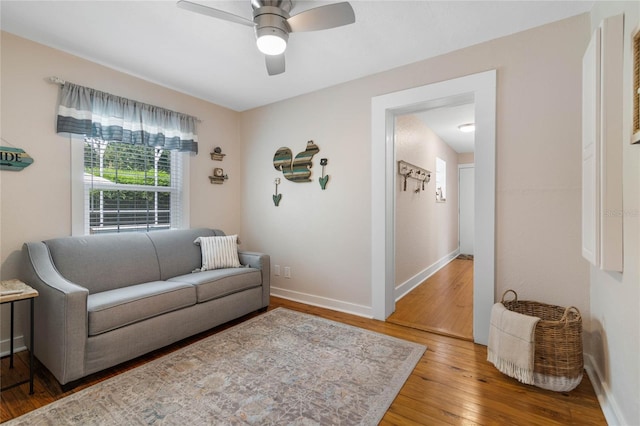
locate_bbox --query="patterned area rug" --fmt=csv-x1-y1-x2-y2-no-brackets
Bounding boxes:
8,308,425,425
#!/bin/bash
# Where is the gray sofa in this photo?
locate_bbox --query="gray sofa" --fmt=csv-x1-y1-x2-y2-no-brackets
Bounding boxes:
21,228,270,386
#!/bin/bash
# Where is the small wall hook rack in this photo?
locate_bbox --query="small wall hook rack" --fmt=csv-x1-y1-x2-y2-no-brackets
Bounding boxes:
398,160,431,192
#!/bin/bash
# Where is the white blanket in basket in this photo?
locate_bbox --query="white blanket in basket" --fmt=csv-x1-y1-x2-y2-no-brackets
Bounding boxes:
487,302,540,385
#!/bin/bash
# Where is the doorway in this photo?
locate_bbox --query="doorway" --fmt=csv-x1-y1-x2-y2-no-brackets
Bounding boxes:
371,70,496,345
387,105,475,340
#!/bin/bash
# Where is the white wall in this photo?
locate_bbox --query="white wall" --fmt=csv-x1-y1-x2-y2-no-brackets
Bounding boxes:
586,3,640,425
394,114,459,288
0,32,243,351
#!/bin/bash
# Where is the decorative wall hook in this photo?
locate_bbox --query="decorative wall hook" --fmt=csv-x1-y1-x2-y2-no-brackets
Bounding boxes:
273,178,282,206
319,158,329,190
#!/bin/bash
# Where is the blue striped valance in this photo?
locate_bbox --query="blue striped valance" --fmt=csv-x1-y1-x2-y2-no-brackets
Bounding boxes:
56,82,198,153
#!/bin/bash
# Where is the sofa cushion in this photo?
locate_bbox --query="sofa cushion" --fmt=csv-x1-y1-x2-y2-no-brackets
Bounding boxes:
169,268,261,303
195,235,241,270
147,228,222,280
45,233,161,294
87,281,196,336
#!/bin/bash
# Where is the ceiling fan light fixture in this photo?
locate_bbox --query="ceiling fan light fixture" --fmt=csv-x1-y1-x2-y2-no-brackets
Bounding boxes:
256,34,287,55
179,0,356,74
458,123,475,133
256,27,288,55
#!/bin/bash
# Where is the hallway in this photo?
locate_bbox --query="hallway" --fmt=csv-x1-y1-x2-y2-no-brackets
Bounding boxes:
387,258,473,340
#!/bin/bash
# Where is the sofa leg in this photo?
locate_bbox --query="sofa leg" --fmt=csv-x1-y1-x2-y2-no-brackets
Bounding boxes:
258,306,268,313
60,379,80,393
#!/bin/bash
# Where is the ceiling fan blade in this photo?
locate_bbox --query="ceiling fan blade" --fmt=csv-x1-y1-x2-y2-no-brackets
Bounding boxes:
287,2,355,32
177,0,254,27
265,54,285,76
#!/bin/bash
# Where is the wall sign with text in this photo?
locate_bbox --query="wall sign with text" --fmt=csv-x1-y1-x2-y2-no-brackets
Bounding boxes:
0,146,34,171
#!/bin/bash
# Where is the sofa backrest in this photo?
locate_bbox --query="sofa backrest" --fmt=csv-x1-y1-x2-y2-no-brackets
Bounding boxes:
45,233,162,294
147,228,224,280
44,228,226,294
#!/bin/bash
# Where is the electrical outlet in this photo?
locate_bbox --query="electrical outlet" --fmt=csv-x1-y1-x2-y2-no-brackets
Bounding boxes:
284,266,291,278
274,265,280,276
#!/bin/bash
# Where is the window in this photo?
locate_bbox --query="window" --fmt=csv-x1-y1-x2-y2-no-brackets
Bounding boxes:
82,138,186,234
56,81,196,236
633,27,640,143
435,157,447,202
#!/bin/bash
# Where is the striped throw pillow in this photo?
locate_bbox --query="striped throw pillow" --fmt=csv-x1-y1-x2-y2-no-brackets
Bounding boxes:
195,235,241,270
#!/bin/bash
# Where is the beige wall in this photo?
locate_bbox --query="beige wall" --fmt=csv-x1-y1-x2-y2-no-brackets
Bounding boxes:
241,13,591,319
394,114,459,287
0,32,242,344
458,152,475,164
239,83,373,314
587,2,640,425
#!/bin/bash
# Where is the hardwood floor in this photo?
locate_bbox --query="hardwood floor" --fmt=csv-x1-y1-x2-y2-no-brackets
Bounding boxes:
1,296,606,425
388,258,474,341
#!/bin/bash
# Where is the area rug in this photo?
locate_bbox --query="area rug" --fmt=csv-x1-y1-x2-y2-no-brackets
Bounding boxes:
7,308,426,425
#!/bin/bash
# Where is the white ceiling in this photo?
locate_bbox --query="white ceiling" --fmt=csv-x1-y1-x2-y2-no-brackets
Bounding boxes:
415,102,475,153
1,1,594,112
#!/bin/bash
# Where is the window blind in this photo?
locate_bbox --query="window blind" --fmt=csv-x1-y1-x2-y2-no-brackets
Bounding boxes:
633,28,639,141
84,138,184,234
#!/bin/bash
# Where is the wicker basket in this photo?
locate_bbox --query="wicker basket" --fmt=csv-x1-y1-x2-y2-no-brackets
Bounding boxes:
501,290,583,392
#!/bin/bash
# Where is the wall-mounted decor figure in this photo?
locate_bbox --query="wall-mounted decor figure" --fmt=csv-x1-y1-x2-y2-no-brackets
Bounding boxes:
0,146,34,171
273,178,282,206
273,140,320,182
210,146,225,161
209,167,228,184
319,158,329,190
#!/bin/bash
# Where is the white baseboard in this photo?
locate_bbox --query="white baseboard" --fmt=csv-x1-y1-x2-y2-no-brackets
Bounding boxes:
584,352,627,426
270,287,373,319
394,248,460,301
0,335,26,358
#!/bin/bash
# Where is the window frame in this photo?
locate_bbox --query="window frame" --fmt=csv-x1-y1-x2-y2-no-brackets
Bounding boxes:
435,156,447,202
71,135,190,236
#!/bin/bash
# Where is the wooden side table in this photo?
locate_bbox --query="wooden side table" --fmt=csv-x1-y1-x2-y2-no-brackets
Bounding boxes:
1,279,38,394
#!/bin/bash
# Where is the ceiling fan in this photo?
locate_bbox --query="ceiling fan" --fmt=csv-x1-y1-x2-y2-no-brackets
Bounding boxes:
177,0,355,76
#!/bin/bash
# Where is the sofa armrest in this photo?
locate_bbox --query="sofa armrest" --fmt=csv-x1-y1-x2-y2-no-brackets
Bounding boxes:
21,242,89,385
238,251,270,308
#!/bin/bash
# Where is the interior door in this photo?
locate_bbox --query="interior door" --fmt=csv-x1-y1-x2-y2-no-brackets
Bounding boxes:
459,165,475,255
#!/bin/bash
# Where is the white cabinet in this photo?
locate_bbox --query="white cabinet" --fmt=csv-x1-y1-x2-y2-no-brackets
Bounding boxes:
581,14,624,272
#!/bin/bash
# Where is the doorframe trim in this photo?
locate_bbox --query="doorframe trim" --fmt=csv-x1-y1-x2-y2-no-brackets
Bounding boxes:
458,163,475,256
371,70,496,344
